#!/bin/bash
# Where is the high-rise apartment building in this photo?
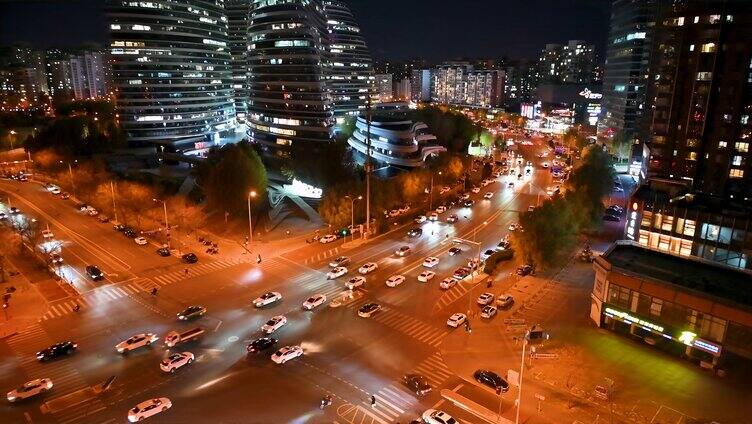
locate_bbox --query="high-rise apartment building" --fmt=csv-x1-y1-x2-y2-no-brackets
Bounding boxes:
323,0,374,123
393,78,410,101
537,40,596,84
374,74,393,103
503,59,537,107
600,0,659,137
246,0,333,150
46,49,73,101
431,63,503,108
410,69,431,102
10,47,48,94
69,51,110,99
226,0,249,122
643,1,752,202
107,0,237,150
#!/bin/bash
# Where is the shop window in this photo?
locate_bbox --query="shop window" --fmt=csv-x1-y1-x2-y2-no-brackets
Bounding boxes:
658,235,671,251
699,315,726,343
653,213,663,229
607,285,631,309
638,230,649,246
661,215,674,231
649,298,663,317
641,210,653,228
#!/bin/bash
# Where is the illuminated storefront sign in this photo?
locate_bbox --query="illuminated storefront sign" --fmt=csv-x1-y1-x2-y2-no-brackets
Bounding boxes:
283,178,323,199
604,307,664,332
693,338,722,356
579,88,602,99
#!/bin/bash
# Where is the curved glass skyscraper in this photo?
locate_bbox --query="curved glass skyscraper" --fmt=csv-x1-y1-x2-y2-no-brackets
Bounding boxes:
323,0,374,123
227,0,250,122
107,0,237,151
246,0,333,150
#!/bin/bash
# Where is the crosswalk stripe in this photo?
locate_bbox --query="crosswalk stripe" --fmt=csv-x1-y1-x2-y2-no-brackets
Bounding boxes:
375,393,404,414
52,305,64,316
363,402,397,420
105,290,119,300
380,386,412,408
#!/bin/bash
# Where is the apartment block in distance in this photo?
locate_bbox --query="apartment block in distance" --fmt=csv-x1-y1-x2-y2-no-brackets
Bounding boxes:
431,63,503,108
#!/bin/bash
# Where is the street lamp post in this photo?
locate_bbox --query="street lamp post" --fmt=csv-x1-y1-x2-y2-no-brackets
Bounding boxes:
110,181,118,223
515,338,528,424
345,195,362,242
247,190,257,246
59,160,77,198
153,198,169,249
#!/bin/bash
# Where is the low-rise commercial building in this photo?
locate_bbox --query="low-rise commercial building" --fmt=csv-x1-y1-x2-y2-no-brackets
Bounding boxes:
591,242,752,372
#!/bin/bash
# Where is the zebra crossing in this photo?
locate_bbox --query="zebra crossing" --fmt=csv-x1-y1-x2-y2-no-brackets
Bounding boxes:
150,258,245,286
38,281,144,321
363,352,453,422
302,247,340,265
5,324,93,397
351,305,447,347
433,280,472,313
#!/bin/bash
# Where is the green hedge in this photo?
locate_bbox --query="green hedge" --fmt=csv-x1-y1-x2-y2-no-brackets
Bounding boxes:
483,249,514,274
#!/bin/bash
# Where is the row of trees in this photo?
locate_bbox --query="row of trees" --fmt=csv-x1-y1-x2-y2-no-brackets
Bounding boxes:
511,145,615,268
317,152,470,229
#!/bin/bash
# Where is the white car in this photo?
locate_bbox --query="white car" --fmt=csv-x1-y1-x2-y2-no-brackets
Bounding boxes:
477,292,495,305
446,313,467,328
48,186,61,195
481,305,497,319
254,291,282,308
436,205,447,214
116,333,159,353
483,192,494,199
422,409,457,424
428,212,438,221
345,276,366,289
414,215,427,223
417,271,435,282
358,262,378,274
439,186,451,195
261,315,287,334
302,294,327,310
134,236,148,245
471,187,480,194
423,256,440,268
508,222,521,231
41,229,54,239
395,245,412,257
159,352,194,373
326,267,348,279
86,207,98,216
319,234,338,244
128,397,172,423
388,209,401,217
7,378,53,402
459,193,470,201
386,275,405,287
440,277,458,290
497,294,514,309
542,162,549,168
271,345,303,364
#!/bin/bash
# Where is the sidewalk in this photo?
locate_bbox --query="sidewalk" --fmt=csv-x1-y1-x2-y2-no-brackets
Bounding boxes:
0,251,50,339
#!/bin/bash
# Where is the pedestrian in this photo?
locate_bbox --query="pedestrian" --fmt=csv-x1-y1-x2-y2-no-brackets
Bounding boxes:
257,254,262,264
184,268,189,276
370,395,376,408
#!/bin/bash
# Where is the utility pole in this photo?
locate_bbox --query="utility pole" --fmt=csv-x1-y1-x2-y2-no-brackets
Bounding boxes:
247,190,257,245
365,98,372,238
153,198,170,249
516,339,527,424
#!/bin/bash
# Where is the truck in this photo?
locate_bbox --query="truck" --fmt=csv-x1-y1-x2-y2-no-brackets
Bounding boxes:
164,327,204,348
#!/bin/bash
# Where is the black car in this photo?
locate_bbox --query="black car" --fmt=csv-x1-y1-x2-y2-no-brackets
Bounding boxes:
446,214,459,223
602,214,620,222
113,223,126,232
406,228,423,238
123,228,137,238
85,265,104,280
177,305,206,321
497,240,512,250
448,247,462,256
605,205,623,216
463,199,475,207
516,264,534,276
246,337,277,354
473,369,509,393
9,207,20,214
37,341,77,361
156,247,171,257
182,253,198,263
403,374,432,396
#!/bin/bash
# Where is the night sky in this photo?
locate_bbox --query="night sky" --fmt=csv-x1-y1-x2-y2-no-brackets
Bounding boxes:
1,0,610,61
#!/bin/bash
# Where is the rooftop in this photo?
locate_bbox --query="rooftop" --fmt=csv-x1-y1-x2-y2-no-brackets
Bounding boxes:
604,242,752,309
633,178,752,217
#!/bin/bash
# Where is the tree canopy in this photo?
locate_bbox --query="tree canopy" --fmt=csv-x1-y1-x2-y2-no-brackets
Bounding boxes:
196,141,268,216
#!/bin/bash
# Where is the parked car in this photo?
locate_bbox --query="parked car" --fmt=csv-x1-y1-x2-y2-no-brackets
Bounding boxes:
403,374,432,396
473,369,509,393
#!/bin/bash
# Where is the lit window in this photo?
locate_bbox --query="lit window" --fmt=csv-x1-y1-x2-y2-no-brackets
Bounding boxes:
732,156,743,166
729,169,744,178
709,15,721,24
696,72,712,81
735,142,749,152
687,151,697,161
689,44,695,52
718,140,727,148
693,16,700,24
701,43,716,53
